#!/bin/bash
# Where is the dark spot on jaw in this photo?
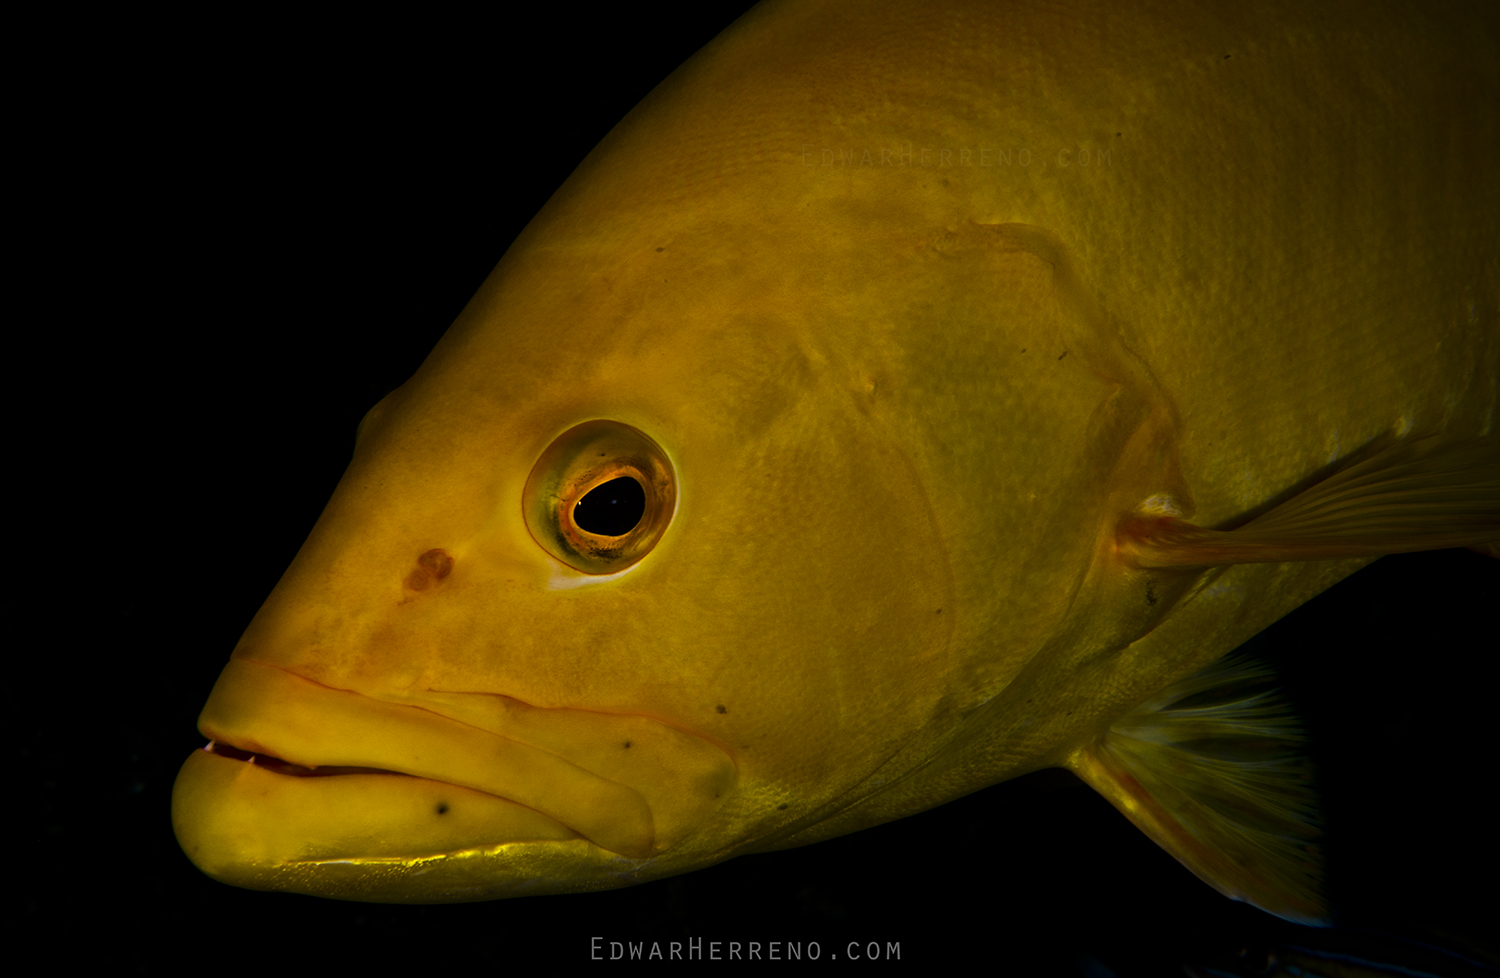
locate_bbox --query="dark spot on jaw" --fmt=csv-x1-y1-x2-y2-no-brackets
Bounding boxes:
1146,580,1158,607
716,705,727,714
436,802,449,815
778,804,788,811
623,741,632,749
1057,350,1069,360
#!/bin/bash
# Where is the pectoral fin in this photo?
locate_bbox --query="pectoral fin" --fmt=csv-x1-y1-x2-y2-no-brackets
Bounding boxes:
1121,437,1499,568
1067,655,1326,925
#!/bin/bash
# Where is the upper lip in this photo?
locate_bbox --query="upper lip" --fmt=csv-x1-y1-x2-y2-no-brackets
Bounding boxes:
198,658,736,859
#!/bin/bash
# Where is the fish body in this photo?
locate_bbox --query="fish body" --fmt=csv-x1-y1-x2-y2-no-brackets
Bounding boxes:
173,0,1499,913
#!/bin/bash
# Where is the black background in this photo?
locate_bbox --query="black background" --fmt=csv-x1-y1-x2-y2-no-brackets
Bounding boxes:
24,4,1496,973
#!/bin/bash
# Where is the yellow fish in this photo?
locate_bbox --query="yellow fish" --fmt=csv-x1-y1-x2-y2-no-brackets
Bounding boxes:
172,0,1499,924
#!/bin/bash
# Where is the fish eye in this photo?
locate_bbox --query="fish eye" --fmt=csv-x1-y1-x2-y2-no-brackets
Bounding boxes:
523,420,676,574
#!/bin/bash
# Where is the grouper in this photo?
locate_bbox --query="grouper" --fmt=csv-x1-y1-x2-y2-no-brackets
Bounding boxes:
172,0,1499,923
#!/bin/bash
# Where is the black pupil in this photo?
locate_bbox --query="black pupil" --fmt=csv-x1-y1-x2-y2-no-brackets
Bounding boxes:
573,477,646,536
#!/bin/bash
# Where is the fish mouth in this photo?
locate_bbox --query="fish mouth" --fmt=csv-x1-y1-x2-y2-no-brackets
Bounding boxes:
172,658,737,900
202,739,402,777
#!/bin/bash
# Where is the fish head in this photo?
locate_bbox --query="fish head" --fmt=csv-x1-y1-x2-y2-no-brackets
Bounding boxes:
172,201,1147,900
172,21,1165,901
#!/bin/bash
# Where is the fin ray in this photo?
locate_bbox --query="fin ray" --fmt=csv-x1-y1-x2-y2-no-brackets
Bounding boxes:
1068,655,1327,925
1122,437,1500,567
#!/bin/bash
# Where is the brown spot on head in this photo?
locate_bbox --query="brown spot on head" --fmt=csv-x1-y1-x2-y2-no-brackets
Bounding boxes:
716,705,727,715
419,549,453,579
404,549,454,592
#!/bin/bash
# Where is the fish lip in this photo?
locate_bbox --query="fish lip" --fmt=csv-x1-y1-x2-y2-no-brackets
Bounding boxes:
172,743,593,897
195,657,737,860
195,738,577,839
191,724,632,858
195,673,633,853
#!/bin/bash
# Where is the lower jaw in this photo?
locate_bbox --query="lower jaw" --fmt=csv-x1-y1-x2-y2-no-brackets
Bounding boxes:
171,747,645,903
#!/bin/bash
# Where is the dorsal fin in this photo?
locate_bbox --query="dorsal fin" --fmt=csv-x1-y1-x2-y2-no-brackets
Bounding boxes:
1120,437,1499,567
1067,655,1327,925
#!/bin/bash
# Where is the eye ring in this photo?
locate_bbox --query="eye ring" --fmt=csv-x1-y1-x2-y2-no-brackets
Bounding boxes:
523,420,677,575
